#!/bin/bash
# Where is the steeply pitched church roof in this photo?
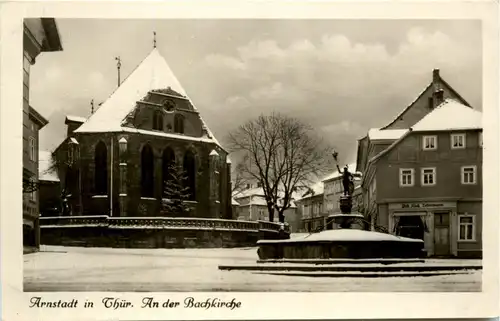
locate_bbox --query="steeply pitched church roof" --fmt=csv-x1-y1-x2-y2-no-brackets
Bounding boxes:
74,48,223,149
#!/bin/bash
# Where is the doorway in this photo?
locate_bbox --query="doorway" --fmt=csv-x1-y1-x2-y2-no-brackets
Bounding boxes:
434,212,451,256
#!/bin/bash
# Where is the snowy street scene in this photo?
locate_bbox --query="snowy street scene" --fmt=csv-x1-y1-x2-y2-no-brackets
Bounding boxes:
24,245,482,292
20,17,483,293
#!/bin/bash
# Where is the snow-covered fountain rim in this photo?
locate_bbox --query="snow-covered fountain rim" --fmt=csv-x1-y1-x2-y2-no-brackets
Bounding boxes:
257,229,424,244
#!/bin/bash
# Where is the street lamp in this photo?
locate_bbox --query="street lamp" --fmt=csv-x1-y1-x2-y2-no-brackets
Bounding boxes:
118,137,128,156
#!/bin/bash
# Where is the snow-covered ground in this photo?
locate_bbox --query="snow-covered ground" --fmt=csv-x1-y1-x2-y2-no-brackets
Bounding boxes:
24,245,481,292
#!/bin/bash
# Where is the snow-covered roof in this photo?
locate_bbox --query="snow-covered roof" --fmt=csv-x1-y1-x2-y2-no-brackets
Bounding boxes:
258,229,424,244
368,128,408,141
74,48,223,150
65,115,87,123
231,198,239,206
234,186,300,208
411,99,482,132
369,99,482,165
38,150,59,182
209,149,219,157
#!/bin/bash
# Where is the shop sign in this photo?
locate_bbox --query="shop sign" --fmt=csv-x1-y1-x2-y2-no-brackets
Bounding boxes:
390,202,455,210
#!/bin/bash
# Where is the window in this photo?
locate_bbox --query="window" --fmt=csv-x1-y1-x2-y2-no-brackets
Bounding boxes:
183,150,196,201
152,110,163,131
141,144,155,197
479,132,483,147
174,114,185,134
399,168,414,187
422,135,437,150
67,146,74,164
458,214,475,241
421,167,436,186
30,178,36,201
258,209,266,220
29,137,35,161
451,133,466,149
94,141,108,195
461,166,477,184
162,147,176,197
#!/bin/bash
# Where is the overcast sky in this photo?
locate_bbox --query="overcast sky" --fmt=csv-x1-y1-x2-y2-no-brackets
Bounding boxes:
30,19,482,164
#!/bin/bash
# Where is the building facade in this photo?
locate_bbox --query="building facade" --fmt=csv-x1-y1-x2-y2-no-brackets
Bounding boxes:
296,166,362,232
233,185,299,231
38,150,62,217
23,18,63,251
357,69,482,258
52,48,232,219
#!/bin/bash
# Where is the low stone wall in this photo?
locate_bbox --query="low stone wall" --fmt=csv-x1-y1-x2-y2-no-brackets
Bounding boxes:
257,240,425,260
40,216,289,249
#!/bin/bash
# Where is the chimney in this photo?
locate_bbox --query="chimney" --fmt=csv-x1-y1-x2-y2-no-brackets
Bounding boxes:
433,69,440,82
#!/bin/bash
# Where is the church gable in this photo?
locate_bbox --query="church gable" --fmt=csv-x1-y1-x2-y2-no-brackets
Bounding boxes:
122,88,205,137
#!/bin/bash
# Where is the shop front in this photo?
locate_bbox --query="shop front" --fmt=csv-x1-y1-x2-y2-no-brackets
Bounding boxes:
388,201,458,257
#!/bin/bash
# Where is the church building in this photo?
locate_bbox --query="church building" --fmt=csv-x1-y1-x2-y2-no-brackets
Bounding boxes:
52,48,232,219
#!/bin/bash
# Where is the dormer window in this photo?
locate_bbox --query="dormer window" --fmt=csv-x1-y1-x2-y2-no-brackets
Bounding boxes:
152,110,163,130
174,114,185,134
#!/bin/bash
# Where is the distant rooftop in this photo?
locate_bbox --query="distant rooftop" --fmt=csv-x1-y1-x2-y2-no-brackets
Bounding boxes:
368,128,408,141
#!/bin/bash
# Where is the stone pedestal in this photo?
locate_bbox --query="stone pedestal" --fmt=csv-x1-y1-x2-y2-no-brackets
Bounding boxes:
339,196,352,214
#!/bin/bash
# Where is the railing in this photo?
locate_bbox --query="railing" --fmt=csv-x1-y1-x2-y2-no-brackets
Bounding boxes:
40,215,109,227
40,216,289,233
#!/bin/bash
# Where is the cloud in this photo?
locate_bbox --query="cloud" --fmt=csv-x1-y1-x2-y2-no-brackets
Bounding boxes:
195,27,481,163
31,22,481,165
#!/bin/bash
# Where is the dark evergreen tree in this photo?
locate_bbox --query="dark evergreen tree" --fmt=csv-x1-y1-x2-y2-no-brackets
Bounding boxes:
162,163,192,215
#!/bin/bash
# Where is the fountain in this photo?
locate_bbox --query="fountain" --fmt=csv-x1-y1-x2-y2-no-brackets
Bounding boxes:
256,154,425,261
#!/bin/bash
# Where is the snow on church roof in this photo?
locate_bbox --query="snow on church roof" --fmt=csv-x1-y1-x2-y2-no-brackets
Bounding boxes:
74,48,224,149
411,98,482,132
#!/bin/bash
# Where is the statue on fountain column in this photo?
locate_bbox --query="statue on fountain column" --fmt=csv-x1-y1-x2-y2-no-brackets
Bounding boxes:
336,164,354,197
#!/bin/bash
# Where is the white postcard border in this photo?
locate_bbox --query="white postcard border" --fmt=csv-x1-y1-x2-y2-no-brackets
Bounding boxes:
1,1,498,320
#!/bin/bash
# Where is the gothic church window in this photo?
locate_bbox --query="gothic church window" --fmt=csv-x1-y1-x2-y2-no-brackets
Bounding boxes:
152,110,163,130
94,141,108,195
141,144,155,197
183,150,196,201
174,114,185,134
162,147,176,197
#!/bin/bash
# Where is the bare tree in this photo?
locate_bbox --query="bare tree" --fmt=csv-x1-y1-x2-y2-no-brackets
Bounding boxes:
228,113,332,223
230,162,249,196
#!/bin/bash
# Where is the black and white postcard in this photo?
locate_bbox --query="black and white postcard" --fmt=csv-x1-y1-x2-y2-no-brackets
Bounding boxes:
1,1,498,320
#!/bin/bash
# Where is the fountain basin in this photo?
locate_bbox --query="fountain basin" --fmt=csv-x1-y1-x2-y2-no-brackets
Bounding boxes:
257,229,425,260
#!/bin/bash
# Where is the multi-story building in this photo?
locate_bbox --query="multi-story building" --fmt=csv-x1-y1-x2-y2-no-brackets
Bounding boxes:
356,69,482,258
296,180,325,232
233,184,299,230
23,18,63,251
296,166,362,232
323,162,361,214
